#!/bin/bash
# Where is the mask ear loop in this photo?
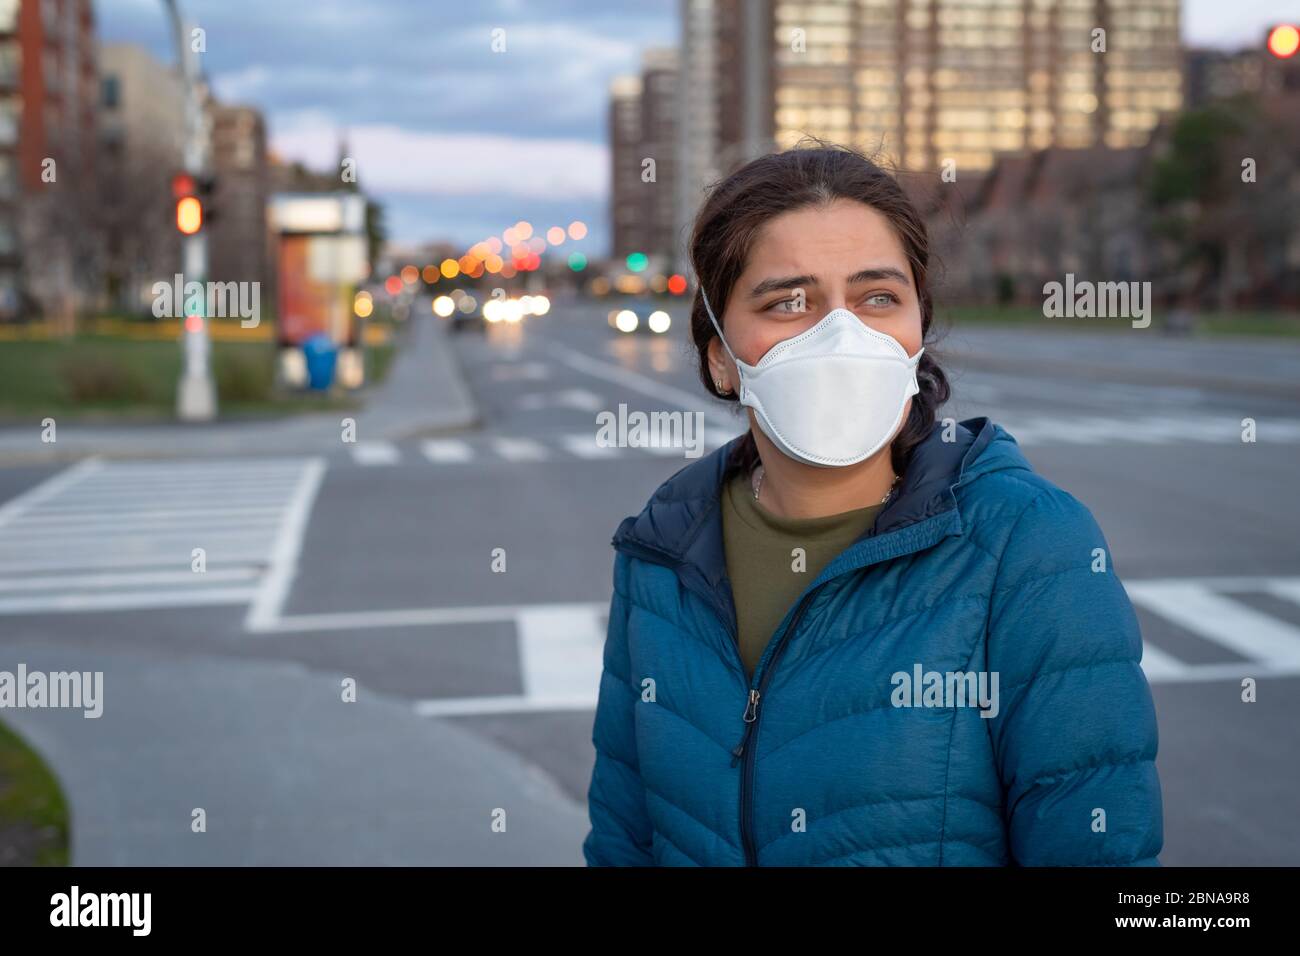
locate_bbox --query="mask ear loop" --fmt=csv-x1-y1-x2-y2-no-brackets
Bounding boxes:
699,286,742,368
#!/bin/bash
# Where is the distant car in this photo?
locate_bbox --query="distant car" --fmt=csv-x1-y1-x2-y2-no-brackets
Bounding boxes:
607,298,673,335
450,308,484,333
440,292,550,332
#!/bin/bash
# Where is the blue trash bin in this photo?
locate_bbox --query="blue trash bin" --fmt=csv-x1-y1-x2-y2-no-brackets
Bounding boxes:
302,334,338,391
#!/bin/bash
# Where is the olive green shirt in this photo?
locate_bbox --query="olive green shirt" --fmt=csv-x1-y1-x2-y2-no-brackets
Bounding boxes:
721,471,885,681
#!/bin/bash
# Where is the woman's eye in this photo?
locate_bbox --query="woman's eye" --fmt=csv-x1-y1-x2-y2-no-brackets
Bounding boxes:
864,292,898,308
768,298,802,313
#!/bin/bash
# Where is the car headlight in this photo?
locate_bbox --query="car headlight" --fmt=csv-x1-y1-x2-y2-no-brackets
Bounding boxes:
615,309,638,333
647,310,670,334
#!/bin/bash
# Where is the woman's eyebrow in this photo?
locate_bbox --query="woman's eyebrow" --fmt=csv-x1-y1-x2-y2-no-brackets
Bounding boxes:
847,266,911,287
749,274,816,297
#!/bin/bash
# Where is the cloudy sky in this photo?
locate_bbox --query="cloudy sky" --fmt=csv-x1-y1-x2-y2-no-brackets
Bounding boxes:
98,0,1292,255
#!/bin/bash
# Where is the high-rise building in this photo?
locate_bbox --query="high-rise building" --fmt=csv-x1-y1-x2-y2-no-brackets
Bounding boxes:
1,0,100,323
639,48,679,269
674,0,1183,256
675,0,720,274
609,48,680,270
608,74,643,260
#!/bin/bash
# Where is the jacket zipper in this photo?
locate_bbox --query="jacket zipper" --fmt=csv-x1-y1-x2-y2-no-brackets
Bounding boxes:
612,534,829,866
730,590,816,867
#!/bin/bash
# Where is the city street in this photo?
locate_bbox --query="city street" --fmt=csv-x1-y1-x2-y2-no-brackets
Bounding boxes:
1,302,1299,865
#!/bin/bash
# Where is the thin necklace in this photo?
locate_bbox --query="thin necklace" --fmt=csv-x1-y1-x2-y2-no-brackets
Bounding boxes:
752,464,899,505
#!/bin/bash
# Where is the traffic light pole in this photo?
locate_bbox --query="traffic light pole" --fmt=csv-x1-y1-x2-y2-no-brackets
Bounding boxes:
165,0,216,421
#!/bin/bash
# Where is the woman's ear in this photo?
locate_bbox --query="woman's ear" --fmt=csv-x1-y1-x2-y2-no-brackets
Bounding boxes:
707,337,732,393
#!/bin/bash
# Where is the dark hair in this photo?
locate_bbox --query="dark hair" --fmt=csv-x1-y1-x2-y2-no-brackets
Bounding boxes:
688,141,950,480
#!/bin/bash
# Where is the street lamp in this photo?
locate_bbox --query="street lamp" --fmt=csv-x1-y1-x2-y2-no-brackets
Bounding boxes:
163,0,216,421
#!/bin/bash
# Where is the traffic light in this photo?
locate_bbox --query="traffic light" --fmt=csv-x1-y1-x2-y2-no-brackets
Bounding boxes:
1268,24,1299,59
172,172,217,235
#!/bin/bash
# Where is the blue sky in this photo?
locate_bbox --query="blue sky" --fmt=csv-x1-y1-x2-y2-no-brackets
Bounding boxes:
97,0,1295,254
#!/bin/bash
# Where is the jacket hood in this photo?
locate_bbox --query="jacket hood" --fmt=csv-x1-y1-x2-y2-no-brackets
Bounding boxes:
612,416,1033,563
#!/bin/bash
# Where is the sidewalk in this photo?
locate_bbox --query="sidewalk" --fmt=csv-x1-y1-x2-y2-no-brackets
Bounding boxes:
0,640,590,865
0,314,479,465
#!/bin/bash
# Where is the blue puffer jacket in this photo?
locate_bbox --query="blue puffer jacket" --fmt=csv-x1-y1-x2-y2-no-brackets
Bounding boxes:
582,416,1163,866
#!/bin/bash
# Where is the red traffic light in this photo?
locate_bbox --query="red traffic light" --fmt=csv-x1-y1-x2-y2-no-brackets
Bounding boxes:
1268,24,1299,59
172,173,196,198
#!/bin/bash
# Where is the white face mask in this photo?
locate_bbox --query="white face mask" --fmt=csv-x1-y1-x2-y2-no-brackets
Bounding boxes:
701,287,924,468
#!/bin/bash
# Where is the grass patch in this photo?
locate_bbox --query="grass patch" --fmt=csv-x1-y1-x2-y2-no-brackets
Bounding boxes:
0,720,69,866
0,335,399,421
367,343,396,384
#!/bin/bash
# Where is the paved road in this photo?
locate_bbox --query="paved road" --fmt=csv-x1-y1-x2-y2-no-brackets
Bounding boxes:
1,300,1298,864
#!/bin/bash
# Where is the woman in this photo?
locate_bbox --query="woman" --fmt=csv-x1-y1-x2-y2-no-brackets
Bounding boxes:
582,144,1163,866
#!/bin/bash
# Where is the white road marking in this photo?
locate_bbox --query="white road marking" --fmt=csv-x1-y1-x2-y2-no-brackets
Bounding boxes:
518,388,607,414
9,506,284,525
350,441,401,466
493,437,549,462
0,587,258,615
555,388,606,412
545,342,734,430
420,439,474,463
382,577,1300,715
243,458,327,631
1138,641,1190,681
414,694,597,717
0,519,277,541
0,548,275,575
0,457,324,616
1265,579,1300,607
0,457,102,531
489,361,550,382
1127,578,1300,668
0,567,262,592
1000,415,1300,446
250,600,605,634
517,603,605,703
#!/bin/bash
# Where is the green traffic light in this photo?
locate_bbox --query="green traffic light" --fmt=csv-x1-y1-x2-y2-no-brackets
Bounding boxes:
626,252,648,273
568,252,587,271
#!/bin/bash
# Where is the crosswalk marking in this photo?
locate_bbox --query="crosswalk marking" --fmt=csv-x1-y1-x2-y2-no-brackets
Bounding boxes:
350,441,401,466
1127,580,1300,668
0,567,262,592
0,457,324,616
420,439,473,463
1136,641,1190,681
1265,579,1300,606
492,437,548,462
